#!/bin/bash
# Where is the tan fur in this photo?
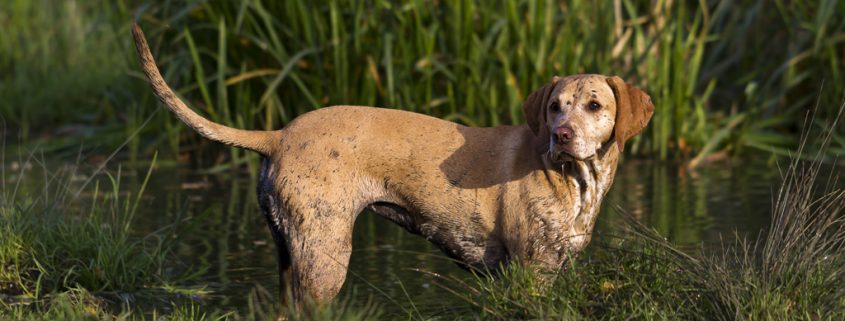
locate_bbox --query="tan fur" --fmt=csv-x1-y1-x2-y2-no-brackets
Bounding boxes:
132,24,654,303
132,24,280,155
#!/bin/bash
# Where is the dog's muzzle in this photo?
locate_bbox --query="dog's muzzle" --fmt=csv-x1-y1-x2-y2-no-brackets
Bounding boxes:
553,126,574,145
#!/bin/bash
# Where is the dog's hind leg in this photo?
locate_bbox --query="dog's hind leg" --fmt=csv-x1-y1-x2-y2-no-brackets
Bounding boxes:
267,223,293,299
283,200,356,303
257,158,294,300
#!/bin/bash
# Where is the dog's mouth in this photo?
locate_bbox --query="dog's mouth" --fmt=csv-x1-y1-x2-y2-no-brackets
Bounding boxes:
558,152,595,163
550,146,595,163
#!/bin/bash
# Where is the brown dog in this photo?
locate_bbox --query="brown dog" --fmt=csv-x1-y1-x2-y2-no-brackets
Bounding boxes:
132,24,654,302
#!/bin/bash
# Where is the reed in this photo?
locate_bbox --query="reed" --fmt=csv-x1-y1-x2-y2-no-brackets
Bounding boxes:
2,0,842,164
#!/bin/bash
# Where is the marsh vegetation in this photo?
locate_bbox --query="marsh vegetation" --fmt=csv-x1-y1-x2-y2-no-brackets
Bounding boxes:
3,0,843,163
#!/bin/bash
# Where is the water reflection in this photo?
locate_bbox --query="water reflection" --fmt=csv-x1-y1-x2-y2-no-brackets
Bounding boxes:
599,159,780,249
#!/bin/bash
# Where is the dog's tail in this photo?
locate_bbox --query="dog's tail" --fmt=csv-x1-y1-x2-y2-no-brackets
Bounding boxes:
131,23,278,156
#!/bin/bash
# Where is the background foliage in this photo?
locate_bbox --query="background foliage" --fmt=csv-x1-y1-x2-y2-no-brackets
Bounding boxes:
2,0,843,165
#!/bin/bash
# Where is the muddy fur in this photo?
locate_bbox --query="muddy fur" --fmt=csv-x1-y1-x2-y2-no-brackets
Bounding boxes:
131,24,654,303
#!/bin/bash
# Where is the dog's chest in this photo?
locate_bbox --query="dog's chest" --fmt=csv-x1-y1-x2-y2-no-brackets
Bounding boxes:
522,160,608,266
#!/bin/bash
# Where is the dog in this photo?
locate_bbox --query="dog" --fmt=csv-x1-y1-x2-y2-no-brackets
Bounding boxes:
131,24,654,303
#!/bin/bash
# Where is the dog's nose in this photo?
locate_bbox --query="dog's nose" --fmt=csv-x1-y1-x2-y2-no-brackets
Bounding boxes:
555,127,574,144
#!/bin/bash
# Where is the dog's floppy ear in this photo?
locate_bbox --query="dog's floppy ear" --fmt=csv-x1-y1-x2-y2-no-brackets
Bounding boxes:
606,76,654,153
523,76,561,153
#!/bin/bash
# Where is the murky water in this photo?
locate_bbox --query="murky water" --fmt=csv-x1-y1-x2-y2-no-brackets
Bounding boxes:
10,157,833,316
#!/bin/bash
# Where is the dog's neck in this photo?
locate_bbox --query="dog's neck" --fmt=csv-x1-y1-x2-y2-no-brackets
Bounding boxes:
542,141,619,194
539,142,620,253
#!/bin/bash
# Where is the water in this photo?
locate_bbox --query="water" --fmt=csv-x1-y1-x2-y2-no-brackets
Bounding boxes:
12,157,827,316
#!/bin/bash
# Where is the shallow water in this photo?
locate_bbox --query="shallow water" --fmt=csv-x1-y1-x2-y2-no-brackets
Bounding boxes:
8,157,826,316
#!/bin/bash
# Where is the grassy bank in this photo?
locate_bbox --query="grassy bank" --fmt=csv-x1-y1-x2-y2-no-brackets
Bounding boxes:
2,0,843,164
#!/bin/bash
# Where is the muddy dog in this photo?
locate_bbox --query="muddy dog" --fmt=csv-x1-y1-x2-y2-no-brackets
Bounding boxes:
131,24,653,302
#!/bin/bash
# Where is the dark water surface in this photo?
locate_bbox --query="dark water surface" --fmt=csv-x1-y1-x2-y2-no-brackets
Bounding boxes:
106,157,799,316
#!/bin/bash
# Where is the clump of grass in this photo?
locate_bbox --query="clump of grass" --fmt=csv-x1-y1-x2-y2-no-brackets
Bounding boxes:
0,155,174,300
691,115,845,320
0,282,381,321
447,236,706,320
453,111,845,320
0,287,125,321
235,286,383,321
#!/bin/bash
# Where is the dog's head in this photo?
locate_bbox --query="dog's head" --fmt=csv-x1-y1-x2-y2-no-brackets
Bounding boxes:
523,74,654,162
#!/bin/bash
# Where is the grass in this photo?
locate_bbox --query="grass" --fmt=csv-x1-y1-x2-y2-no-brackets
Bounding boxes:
449,238,705,320
1,286,382,321
2,0,843,165
0,0,131,139
0,154,182,299
0,152,383,320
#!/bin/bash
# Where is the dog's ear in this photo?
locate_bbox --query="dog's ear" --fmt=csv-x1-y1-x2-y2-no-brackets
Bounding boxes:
523,76,561,153
606,76,654,153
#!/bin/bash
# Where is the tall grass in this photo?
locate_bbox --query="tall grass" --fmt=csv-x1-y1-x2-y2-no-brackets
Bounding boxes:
131,0,789,158
693,115,845,320
0,0,131,139
1,0,842,164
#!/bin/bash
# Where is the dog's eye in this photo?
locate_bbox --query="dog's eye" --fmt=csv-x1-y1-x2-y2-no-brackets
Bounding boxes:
588,101,601,111
549,101,561,112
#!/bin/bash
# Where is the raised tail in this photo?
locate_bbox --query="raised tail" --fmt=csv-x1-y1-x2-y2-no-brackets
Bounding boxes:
131,23,278,156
